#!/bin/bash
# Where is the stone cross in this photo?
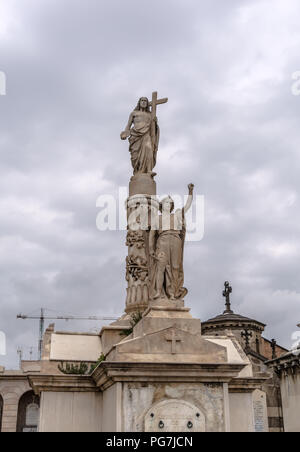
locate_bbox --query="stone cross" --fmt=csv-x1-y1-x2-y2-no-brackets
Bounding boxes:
165,329,182,354
149,91,168,120
149,91,168,144
241,329,253,350
223,281,233,314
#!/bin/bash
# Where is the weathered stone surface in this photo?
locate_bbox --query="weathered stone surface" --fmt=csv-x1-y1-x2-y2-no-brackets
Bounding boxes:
144,399,205,432
0,374,32,433
109,326,227,363
93,362,247,391
100,325,130,356
125,194,159,314
123,382,225,432
133,305,201,338
229,392,255,432
38,392,102,432
253,389,268,432
49,332,102,362
129,174,156,196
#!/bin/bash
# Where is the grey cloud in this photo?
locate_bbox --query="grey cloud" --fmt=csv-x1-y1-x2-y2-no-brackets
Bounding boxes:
1,0,300,368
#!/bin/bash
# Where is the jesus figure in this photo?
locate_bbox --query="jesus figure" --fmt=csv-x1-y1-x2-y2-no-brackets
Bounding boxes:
120,97,160,175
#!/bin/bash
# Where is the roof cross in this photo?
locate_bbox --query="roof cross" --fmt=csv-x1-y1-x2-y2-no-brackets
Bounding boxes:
223,281,233,314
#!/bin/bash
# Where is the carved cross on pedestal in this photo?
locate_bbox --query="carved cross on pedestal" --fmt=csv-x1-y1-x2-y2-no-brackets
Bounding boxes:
165,329,182,354
271,339,277,359
241,329,253,351
223,281,233,314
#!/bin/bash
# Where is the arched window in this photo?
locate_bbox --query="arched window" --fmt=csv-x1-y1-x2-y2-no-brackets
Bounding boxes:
0,394,3,432
17,391,40,432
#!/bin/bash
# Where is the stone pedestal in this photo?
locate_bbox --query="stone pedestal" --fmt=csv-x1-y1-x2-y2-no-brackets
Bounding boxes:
129,173,156,197
125,174,159,315
106,302,228,364
133,302,201,339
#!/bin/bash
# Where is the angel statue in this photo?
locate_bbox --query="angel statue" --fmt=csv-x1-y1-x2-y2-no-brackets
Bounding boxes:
149,183,194,301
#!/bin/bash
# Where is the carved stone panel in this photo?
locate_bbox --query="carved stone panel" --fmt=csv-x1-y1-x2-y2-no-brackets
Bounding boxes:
145,399,205,432
125,194,159,314
253,389,268,433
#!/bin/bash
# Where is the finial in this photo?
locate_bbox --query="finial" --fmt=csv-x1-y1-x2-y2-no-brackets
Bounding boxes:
223,281,233,314
271,339,277,359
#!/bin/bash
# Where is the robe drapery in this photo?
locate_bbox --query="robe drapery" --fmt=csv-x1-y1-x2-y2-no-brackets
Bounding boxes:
150,209,188,300
129,114,159,174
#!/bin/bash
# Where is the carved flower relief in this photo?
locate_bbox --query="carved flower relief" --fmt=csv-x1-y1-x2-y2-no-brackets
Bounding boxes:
126,230,146,249
126,255,148,282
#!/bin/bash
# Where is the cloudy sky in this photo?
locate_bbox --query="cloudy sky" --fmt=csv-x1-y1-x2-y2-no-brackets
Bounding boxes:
0,0,300,368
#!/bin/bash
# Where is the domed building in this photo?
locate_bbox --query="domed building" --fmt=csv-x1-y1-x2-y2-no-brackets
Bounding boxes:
202,282,288,432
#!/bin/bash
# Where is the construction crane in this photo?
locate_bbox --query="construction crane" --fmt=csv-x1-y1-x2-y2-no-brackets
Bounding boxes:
17,308,119,360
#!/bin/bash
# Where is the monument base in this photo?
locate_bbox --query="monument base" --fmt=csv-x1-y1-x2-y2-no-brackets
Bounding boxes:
28,307,270,432
90,305,269,432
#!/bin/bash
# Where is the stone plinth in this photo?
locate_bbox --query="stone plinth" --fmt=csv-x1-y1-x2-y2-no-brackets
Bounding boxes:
129,173,156,197
104,303,247,366
133,304,201,338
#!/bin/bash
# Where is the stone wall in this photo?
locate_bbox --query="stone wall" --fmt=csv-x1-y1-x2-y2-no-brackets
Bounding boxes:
39,391,102,432
122,382,226,433
0,376,31,432
280,371,300,432
267,350,300,432
260,338,287,361
229,392,255,432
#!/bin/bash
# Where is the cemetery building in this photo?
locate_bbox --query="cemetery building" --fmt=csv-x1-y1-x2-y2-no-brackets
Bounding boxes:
201,286,288,433
0,364,40,432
